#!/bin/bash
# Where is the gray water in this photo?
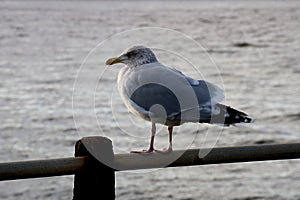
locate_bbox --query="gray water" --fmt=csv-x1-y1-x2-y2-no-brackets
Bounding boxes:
1,0,300,199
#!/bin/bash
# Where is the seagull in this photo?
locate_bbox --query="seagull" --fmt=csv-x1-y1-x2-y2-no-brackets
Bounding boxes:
106,46,253,154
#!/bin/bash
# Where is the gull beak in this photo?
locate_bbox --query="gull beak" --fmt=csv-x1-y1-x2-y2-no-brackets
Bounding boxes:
105,55,127,65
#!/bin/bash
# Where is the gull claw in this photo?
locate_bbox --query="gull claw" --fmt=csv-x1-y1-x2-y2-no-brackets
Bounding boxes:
130,149,155,154
155,147,173,154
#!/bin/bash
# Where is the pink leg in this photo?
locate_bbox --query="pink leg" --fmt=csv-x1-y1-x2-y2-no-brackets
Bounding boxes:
156,126,173,153
130,122,156,154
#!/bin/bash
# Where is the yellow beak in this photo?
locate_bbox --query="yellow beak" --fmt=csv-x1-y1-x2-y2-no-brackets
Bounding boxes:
105,57,122,65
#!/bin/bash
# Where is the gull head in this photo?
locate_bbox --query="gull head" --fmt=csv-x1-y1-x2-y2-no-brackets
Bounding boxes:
105,46,158,67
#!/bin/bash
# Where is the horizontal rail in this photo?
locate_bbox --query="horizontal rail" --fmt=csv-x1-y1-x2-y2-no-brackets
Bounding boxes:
1,142,300,181
114,142,300,170
0,157,88,181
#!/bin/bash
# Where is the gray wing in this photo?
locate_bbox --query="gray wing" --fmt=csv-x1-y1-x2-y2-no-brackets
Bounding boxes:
130,83,181,118
129,80,222,123
193,80,224,105
170,67,224,105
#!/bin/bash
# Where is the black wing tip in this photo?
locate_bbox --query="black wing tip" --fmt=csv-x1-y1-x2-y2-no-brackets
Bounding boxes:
244,116,255,123
225,106,254,125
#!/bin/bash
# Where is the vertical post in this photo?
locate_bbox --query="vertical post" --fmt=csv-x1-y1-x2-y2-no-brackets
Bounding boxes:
73,137,115,200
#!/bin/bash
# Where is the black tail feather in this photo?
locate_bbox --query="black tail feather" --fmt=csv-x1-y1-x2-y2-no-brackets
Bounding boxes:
209,104,253,126
224,105,253,125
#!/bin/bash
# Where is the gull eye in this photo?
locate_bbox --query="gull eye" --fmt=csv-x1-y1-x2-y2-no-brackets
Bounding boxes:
127,51,136,58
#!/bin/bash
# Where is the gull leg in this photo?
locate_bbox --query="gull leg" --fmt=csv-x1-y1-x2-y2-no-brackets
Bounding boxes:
156,126,173,153
168,126,173,151
148,122,156,152
130,122,156,154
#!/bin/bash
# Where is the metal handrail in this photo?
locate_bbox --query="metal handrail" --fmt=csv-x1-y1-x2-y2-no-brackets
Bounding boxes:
1,142,300,181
